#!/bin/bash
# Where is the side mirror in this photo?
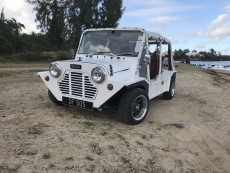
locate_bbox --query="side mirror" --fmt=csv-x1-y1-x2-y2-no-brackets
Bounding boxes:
144,55,151,64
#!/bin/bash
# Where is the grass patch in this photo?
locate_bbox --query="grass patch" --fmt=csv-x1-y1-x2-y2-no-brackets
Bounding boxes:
90,142,103,155
28,126,43,135
0,164,20,173
100,130,107,136
28,123,49,135
58,137,64,142
108,145,115,150
65,157,74,161
55,113,64,117
85,156,94,161
64,166,75,170
115,133,126,141
42,153,51,159
136,141,143,146
17,150,38,156
145,159,164,172
161,123,185,129
141,135,147,139
83,121,96,127
101,122,113,129
0,71,12,77
86,165,96,172
49,164,56,168
26,150,38,155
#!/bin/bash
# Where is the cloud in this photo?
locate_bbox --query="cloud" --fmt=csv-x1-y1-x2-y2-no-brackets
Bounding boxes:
195,43,206,49
197,14,230,42
210,14,229,27
124,4,200,18
148,16,190,25
0,0,38,33
124,0,174,7
224,5,230,10
221,48,230,55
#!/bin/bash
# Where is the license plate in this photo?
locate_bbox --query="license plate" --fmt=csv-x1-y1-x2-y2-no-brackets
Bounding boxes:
62,97,93,110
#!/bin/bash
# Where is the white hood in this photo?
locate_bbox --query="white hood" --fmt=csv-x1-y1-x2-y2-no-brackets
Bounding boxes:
78,57,130,73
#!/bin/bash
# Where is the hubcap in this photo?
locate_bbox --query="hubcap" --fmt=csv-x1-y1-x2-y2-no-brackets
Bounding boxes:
131,95,148,121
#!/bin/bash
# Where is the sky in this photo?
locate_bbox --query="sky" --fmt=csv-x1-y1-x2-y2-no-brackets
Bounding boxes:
1,0,230,55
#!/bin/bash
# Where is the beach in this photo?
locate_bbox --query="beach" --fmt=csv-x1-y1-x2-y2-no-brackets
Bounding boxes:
0,63,230,172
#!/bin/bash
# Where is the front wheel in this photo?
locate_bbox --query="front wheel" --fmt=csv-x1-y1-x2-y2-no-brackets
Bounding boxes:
163,78,176,100
119,88,149,125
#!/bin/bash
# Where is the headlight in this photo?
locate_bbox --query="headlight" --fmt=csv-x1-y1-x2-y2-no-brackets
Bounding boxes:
91,66,106,83
49,63,61,78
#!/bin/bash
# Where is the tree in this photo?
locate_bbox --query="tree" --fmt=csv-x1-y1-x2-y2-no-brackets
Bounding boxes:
0,8,25,53
0,35,15,54
27,0,66,48
7,18,25,36
174,49,190,60
27,0,125,49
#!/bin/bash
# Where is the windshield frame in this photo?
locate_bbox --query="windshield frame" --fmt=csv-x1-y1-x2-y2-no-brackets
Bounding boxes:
77,29,145,58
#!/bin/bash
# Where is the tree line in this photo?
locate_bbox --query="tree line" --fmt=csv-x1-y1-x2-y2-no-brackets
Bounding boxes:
0,0,124,55
174,48,230,61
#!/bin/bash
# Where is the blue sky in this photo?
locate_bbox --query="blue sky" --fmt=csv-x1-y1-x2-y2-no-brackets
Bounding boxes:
1,0,230,54
120,0,230,55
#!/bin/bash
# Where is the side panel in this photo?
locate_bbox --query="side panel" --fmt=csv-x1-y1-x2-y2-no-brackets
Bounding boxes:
149,70,176,99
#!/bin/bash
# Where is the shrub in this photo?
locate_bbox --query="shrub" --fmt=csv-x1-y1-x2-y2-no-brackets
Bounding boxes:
0,35,15,54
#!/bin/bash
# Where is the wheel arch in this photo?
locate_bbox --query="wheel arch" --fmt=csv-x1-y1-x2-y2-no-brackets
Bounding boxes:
103,80,149,106
126,80,149,93
172,72,176,79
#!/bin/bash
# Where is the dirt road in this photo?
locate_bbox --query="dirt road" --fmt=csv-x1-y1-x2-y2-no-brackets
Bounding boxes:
0,63,230,173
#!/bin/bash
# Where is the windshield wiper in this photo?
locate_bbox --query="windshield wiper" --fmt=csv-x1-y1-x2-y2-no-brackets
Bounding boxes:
89,51,115,56
116,53,137,57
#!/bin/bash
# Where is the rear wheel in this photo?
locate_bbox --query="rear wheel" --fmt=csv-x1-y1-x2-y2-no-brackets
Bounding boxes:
163,78,176,100
48,89,62,106
119,88,149,125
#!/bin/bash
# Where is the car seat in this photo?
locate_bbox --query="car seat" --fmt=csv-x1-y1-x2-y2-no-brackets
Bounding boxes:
150,50,159,79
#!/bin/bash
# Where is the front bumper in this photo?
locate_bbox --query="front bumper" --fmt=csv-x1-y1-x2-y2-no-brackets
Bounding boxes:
38,70,125,108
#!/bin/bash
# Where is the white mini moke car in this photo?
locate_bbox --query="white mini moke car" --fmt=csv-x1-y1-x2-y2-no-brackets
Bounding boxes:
38,28,176,125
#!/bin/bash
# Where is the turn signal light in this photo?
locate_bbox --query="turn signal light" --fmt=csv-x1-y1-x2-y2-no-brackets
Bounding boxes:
45,76,49,81
107,84,113,90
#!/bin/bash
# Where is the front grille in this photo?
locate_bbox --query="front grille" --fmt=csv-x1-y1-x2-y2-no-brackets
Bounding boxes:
84,76,97,99
71,72,83,97
59,73,69,94
58,71,97,100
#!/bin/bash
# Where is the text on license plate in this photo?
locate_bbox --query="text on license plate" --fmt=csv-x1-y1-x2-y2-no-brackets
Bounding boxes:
62,97,93,110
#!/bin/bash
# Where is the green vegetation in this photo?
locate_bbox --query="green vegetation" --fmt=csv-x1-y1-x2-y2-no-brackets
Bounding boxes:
82,121,96,128
42,153,51,159
0,1,125,61
27,0,125,49
174,48,230,61
85,156,94,161
28,125,43,135
90,142,103,155
0,164,20,173
65,157,74,161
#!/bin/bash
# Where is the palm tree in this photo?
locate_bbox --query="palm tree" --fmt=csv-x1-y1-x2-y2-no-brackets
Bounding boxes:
6,18,25,36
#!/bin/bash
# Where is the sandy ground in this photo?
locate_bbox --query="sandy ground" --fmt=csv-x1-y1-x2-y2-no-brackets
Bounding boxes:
0,63,230,173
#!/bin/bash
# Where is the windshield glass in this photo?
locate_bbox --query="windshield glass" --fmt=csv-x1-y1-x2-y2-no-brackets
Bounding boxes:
78,30,143,56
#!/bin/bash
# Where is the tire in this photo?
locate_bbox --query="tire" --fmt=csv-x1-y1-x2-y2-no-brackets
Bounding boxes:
48,89,62,106
163,78,176,100
119,88,149,125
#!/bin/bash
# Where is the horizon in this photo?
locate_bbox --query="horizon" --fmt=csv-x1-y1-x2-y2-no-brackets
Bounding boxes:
1,0,230,55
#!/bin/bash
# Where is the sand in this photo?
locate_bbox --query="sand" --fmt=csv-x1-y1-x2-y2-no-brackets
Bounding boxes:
0,63,229,173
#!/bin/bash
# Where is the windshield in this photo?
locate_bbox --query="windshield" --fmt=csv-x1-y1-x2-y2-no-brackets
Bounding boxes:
78,30,143,57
